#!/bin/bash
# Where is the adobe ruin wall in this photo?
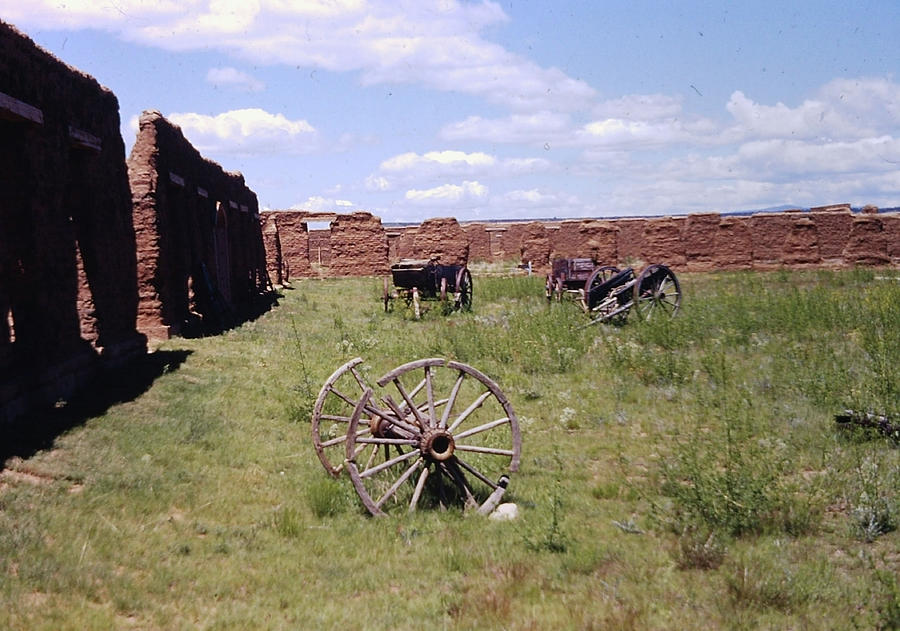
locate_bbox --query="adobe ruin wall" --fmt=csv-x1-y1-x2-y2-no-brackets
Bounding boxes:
1,21,146,423
263,206,898,283
127,110,269,341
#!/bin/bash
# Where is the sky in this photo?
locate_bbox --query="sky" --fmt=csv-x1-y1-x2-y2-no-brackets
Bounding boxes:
3,1,899,224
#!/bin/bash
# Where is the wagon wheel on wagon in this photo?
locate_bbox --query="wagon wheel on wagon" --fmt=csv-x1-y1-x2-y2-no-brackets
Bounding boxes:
311,357,383,477
633,264,682,320
345,358,520,516
583,265,620,311
454,267,473,311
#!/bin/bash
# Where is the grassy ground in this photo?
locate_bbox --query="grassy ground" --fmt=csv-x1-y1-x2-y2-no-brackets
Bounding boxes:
1,268,898,630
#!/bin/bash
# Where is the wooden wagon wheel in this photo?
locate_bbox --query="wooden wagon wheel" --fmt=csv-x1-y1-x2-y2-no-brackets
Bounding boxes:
583,265,620,311
633,264,681,320
311,357,392,477
454,267,473,311
345,358,520,516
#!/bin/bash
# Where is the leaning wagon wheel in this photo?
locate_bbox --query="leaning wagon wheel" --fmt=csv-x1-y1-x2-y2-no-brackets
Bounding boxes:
454,267,473,311
633,264,681,320
344,358,520,516
311,357,381,477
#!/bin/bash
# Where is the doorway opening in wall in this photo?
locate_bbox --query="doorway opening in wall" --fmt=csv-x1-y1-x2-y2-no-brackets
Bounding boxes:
3,306,13,344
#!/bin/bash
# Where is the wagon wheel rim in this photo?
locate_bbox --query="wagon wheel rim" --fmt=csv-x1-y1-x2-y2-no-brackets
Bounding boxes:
311,357,383,477
454,268,473,311
584,265,619,312
345,358,520,516
633,264,681,320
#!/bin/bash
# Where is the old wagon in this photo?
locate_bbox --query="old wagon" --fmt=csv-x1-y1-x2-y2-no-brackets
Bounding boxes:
311,356,520,516
383,258,473,317
548,258,682,324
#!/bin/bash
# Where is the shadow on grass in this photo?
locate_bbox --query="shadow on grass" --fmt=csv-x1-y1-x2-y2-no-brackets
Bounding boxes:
0,349,192,468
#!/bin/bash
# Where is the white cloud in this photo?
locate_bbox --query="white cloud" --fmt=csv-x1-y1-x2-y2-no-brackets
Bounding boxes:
441,111,571,144
381,150,496,172
374,150,552,187
405,180,488,206
206,67,265,92
365,175,392,191
7,0,593,112
167,108,317,155
290,196,357,213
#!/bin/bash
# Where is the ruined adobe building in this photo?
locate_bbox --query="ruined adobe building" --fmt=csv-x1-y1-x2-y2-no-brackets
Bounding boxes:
1,22,147,423
1,23,272,424
128,111,270,340
261,206,898,279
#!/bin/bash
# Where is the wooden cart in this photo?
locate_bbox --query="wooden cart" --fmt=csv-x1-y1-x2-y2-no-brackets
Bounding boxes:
384,258,473,317
548,258,682,324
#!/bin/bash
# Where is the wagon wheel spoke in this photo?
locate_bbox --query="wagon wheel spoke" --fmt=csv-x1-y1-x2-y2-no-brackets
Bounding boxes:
312,357,384,477
442,460,478,509
408,466,430,513
375,458,425,510
346,358,520,516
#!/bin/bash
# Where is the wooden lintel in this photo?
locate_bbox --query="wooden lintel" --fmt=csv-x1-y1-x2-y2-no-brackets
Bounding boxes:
168,172,185,187
197,187,208,198
68,125,102,152
0,92,43,124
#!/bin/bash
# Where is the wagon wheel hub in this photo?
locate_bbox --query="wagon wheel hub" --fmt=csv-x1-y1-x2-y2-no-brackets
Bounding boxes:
369,415,398,439
420,428,455,462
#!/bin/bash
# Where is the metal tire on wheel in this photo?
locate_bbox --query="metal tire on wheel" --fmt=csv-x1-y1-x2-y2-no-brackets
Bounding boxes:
344,358,520,516
633,264,681,320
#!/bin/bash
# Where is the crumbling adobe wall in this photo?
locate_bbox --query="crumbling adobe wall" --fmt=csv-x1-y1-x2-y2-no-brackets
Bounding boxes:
265,211,310,280
642,217,686,267
682,213,720,271
810,211,853,260
843,215,890,265
517,222,552,272
782,217,822,266
616,219,646,264
462,223,491,261
328,212,389,276
714,216,752,269
1,21,146,424
128,110,269,340
411,217,469,265
883,213,900,262
749,212,798,267
261,215,283,285
550,220,618,264
392,226,418,260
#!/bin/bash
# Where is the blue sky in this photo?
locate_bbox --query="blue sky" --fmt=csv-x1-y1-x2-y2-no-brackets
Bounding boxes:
3,1,899,223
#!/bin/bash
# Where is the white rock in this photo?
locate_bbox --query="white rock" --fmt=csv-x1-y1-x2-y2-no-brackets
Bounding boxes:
489,503,518,521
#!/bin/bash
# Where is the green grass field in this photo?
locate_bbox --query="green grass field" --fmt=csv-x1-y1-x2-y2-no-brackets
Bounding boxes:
1,268,898,630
